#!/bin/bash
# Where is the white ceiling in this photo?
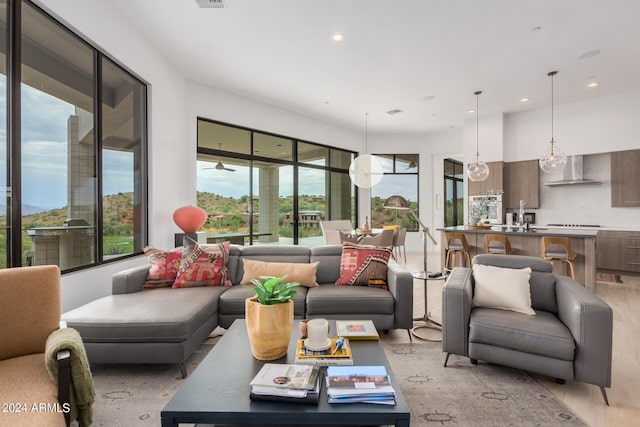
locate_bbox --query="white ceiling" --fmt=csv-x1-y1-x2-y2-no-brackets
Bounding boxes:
109,0,640,134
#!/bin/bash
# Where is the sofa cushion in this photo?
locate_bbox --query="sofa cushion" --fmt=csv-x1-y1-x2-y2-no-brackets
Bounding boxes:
143,246,183,289
62,287,226,343
240,259,319,287
335,243,393,288
310,245,343,284
306,285,394,315
173,239,232,288
236,246,311,282
472,264,535,315
218,284,307,318
0,353,65,427
469,308,575,361
472,254,558,313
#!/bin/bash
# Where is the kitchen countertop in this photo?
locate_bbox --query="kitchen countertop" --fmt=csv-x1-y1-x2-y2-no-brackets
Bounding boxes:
438,225,599,238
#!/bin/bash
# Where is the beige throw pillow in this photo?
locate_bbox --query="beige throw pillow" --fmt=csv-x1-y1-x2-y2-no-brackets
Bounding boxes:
240,259,320,288
472,264,535,315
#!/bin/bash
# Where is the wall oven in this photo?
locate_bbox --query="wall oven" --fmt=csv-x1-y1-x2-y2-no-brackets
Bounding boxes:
469,195,503,224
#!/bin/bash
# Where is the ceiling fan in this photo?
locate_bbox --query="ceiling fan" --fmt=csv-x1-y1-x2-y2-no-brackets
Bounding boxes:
204,144,235,172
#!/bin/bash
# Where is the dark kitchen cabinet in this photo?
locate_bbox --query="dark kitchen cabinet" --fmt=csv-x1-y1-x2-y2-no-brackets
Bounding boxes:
611,150,640,207
597,230,640,273
468,161,503,196
504,160,540,209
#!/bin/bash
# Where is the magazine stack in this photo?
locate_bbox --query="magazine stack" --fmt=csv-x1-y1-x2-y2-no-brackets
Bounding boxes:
295,337,353,366
325,365,396,405
249,364,322,404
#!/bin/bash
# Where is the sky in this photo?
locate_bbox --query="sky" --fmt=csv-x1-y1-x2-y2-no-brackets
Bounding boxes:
0,78,134,210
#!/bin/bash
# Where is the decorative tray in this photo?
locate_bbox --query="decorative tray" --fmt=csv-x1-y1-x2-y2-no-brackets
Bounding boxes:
466,225,493,229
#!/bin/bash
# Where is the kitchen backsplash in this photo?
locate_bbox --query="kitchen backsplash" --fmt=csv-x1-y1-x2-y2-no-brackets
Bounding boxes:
524,153,639,227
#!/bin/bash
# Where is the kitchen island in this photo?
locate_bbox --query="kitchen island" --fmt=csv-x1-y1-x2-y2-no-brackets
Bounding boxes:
437,226,598,291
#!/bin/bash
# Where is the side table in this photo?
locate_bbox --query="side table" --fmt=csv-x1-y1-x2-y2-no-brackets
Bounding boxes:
411,271,448,341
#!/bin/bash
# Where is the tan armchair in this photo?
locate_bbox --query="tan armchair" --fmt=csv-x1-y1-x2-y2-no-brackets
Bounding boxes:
0,266,71,427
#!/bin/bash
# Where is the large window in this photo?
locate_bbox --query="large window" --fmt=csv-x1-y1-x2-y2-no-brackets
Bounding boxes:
196,119,355,247
1,1,148,271
371,154,419,231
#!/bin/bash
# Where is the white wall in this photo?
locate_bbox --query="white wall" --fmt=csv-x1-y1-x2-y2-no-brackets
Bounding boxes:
40,0,189,310
504,89,640,160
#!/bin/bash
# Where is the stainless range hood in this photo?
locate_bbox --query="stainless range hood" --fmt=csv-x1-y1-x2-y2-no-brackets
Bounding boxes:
545,155,602,186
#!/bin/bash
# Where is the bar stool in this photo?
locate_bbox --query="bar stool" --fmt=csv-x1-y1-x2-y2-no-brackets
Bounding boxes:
540,236,576,279
445,233,472,269
484,234,512,255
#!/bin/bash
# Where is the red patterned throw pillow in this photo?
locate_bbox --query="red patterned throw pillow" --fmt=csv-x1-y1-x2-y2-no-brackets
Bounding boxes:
336,242,393,289
143,246,183,289
172,237,232,288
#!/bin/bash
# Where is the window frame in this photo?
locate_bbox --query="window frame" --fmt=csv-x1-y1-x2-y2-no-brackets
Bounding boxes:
3,0,149,272
196,117,357,245
370,153,420,232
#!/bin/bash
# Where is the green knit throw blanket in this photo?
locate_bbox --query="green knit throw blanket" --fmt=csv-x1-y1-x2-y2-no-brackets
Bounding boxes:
45,327,95,427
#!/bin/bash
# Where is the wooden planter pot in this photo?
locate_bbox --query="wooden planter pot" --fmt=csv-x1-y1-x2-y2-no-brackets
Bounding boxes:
245,296,294,360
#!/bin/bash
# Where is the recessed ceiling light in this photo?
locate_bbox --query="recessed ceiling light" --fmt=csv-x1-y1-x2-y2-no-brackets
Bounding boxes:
520,98,529,103
386,109,403,115
422,95,435,102
332,33,344,42
587,81,599,88
579,49,600,60
467,109,476,114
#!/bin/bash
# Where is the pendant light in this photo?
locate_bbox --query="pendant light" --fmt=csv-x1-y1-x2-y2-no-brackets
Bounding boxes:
539,71,567,173
349,113,383,188
467,91,489,182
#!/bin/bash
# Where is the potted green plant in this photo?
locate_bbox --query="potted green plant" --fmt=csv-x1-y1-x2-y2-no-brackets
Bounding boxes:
245,275,300,360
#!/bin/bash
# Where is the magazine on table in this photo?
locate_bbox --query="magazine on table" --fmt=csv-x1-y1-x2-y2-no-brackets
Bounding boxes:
249,363,318,390
326,365,396,405
250,367,323,404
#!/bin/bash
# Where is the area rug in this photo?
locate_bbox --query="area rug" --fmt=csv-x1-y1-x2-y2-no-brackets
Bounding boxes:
384,343,586,427
89,339,585,426
596,272,623,283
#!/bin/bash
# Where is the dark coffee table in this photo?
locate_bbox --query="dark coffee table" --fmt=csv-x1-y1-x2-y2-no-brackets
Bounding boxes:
161,319,410,427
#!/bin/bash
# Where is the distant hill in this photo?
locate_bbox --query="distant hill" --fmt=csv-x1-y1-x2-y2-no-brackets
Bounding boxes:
0,203,49,215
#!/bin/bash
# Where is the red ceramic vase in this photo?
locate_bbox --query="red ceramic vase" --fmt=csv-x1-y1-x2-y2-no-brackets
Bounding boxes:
173,205,208,233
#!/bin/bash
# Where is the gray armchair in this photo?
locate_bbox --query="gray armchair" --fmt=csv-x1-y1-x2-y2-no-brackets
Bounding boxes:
442,254,612,405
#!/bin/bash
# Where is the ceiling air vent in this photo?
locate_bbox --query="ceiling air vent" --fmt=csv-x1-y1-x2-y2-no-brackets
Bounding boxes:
196,0,226,8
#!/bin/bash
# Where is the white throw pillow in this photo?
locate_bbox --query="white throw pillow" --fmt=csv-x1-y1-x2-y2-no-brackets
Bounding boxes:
472,264,535,315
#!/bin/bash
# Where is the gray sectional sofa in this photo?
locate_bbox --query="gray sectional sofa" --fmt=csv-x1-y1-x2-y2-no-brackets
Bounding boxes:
62,245,413,376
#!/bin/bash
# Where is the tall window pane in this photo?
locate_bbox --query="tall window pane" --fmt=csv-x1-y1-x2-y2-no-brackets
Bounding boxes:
0,0,7,268
252,161,293,244
444,158,464,227
21,1,96,269
102,58,146,258
197,153,251,245
298,167,327,247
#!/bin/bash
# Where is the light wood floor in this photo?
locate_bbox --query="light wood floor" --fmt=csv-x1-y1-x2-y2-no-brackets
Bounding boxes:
380,251,640,427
